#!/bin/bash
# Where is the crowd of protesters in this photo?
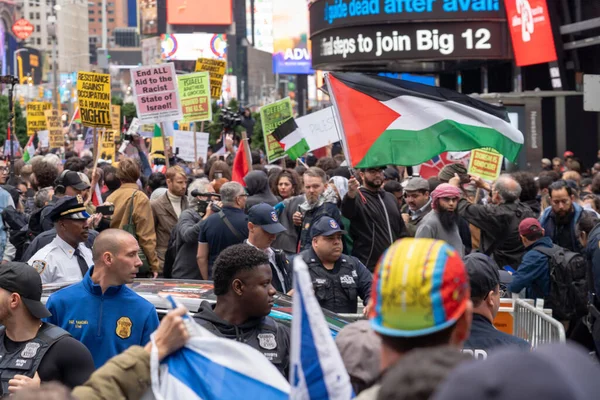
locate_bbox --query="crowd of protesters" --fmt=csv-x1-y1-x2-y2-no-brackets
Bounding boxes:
1,140,600,399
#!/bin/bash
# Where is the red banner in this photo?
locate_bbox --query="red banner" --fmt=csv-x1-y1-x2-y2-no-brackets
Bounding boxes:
505,0,557,67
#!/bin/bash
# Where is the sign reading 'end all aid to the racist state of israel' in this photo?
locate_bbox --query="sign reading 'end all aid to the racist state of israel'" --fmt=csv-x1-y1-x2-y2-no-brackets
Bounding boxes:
77,71,112,128
130,63,183,124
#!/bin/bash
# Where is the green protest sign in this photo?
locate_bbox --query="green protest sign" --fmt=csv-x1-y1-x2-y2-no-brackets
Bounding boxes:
260,98,293,163
178,72,212,123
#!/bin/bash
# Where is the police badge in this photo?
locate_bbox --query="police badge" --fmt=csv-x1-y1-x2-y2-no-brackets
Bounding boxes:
21,342,41,359
32,260,47,274
116,317,133,339
257,333,277,350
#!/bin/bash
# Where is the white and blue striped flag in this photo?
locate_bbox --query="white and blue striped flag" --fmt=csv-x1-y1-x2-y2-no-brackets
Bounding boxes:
150,296,290,400
290,257,355,399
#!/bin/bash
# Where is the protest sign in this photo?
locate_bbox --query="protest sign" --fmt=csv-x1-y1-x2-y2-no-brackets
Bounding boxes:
100,129,117,163
260,98,293,163
468,147,504,181
130,63,182,124
127,117,141,137
173,130,209,163
44,109,64,148
76,71,111,128
178,72,212,122
295,107,340,152
26,102,52,136
110,105,121,131
37,130,49,148
195,58,226,99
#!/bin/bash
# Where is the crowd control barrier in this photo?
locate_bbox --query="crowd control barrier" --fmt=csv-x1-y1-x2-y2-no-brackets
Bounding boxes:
512,298,566,346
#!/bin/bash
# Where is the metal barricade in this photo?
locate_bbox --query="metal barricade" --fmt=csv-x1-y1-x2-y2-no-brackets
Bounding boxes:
513,298,566,346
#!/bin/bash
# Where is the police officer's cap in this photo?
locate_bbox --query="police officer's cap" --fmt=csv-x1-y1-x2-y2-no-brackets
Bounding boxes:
49,195,90,222
310,217,346,239
0,262,51,319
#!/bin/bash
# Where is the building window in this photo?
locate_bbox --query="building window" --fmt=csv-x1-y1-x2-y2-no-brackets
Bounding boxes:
36,12,40,19
29,12,34,19
36,25,40,32
37,38,41,45
89,10,94,14
109,18,114,22
90,18,95,22
47,38,52,46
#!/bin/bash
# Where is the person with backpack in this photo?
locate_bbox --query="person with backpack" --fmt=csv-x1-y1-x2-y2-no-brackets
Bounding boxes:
510,218,588,323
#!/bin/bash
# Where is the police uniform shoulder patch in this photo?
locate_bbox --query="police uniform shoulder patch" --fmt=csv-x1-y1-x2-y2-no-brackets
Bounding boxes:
116,317,132,339
21,342,40,359
257,333,277,350
32,260,47,274
270,211,278,222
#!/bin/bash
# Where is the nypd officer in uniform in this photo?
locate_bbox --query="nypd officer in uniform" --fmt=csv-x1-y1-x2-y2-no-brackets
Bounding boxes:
0,262,94,395
300,216,372,315
462,253,530,359
27,196,93,284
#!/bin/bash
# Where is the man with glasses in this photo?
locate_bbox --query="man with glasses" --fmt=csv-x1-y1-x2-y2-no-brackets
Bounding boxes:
401,177,431,236
463,253,530,359
197,182,249,280
342,166,407,272
540,180,584,252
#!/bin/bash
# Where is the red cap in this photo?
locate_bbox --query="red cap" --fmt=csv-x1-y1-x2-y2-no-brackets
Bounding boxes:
564,151,574,158
519,218,543,236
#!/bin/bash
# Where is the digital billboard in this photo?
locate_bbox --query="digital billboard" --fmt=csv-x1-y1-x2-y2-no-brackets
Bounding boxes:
272,0,312,74
161,33,227,62
246,0,274,53
166,0,232,25
308,0,509,70
139,0,158,35
504,0,557,67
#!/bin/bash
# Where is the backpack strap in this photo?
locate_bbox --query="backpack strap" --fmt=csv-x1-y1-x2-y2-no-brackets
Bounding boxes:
127,191,138,227
533,245,561,258
218,210,244,241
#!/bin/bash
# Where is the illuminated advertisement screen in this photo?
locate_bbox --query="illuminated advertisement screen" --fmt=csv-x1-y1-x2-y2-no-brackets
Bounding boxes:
166,0,232,25
161,33,227,62
272,0,313,74
504,0,557,67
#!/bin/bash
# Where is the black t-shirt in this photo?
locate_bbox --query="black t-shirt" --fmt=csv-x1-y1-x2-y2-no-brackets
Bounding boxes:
4,334,95,388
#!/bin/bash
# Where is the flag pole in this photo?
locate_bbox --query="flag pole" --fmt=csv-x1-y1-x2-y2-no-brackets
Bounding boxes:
241,130,252,176
324,73,353,168
160,122,170,169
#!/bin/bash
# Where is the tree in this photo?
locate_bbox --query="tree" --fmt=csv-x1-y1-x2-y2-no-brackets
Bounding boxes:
111,96,124,106
121,103,137,124
0,96,28,147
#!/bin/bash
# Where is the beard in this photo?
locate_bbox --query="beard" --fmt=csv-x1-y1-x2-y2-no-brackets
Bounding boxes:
364,177,382,190
555,209,573,225
438,207,459,231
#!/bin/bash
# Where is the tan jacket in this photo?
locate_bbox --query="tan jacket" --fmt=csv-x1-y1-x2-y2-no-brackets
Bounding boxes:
107,183,159,273
72,345,151,400
151,192,189,270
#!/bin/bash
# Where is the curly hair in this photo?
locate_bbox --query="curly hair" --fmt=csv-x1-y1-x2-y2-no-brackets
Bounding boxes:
316,157,338,174
64,157,87,172
213,244,269,296
511,171,537,202
271,169,303,198
32,160,59,189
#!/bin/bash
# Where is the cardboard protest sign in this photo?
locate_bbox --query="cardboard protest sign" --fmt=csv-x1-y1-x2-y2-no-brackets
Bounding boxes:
468,147,504,181
26,102,52,136
178,72,212,122
195,58,226,99
37,130,49,148
130,63,182,124
76,71,111,128
173,130,209,162
260,98,293,163
44,109,64,148
110,105,121,131
100,129,117,163
295,107,340,152
127,117,141,137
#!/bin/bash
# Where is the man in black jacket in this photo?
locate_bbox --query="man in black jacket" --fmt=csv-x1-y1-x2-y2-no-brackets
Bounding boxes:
193,244,290,376
450,174,535,269
342,167,407,272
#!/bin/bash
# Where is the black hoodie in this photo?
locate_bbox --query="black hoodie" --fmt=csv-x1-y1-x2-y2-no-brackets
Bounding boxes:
193,301,290,376
244,171,278,212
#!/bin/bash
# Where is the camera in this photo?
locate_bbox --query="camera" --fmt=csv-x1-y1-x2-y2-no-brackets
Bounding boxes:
219,108,242,133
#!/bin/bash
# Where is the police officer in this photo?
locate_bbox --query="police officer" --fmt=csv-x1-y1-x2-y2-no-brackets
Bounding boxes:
27,196,93,284
246,203,292,294
300,217,372,315
193,244,290,376
462,253,530,359
0,262,94,395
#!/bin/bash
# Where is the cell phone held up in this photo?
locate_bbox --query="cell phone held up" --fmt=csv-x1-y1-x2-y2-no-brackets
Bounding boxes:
96,205,115,216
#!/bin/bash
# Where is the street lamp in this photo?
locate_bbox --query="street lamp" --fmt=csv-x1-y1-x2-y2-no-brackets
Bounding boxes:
47,13,59,111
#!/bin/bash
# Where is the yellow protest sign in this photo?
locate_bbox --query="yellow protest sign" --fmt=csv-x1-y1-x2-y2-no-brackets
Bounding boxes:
110,105,121,131
178,72,212,122
44,109,64,148
26,102,52,136
100,129,117,163
468,147,504,181
195,58,226,99
76,71,111,128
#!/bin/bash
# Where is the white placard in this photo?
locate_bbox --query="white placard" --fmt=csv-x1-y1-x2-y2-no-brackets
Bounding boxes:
37,130,49,148
295,107,340,151
584,74,600,112
173,130,209,163
127,117,141,136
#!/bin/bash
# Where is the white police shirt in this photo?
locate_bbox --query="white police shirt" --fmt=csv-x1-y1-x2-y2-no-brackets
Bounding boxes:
27,236,93,284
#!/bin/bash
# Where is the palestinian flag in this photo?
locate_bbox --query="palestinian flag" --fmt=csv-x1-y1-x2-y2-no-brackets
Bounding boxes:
271,118,310,160
23,135,35,163
69,106,81,126
326,73,524,168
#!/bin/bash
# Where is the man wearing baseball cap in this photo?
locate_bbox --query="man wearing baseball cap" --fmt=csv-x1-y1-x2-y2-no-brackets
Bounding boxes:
300,216,372,314
356,238,472,400
246,203,292,294
462,253,530,359
509,218,553,299
401,177,432,237
0,262,94,395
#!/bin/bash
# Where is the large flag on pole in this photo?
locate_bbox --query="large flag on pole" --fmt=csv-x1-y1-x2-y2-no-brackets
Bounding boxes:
325,72,524,168
290,257,354,400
